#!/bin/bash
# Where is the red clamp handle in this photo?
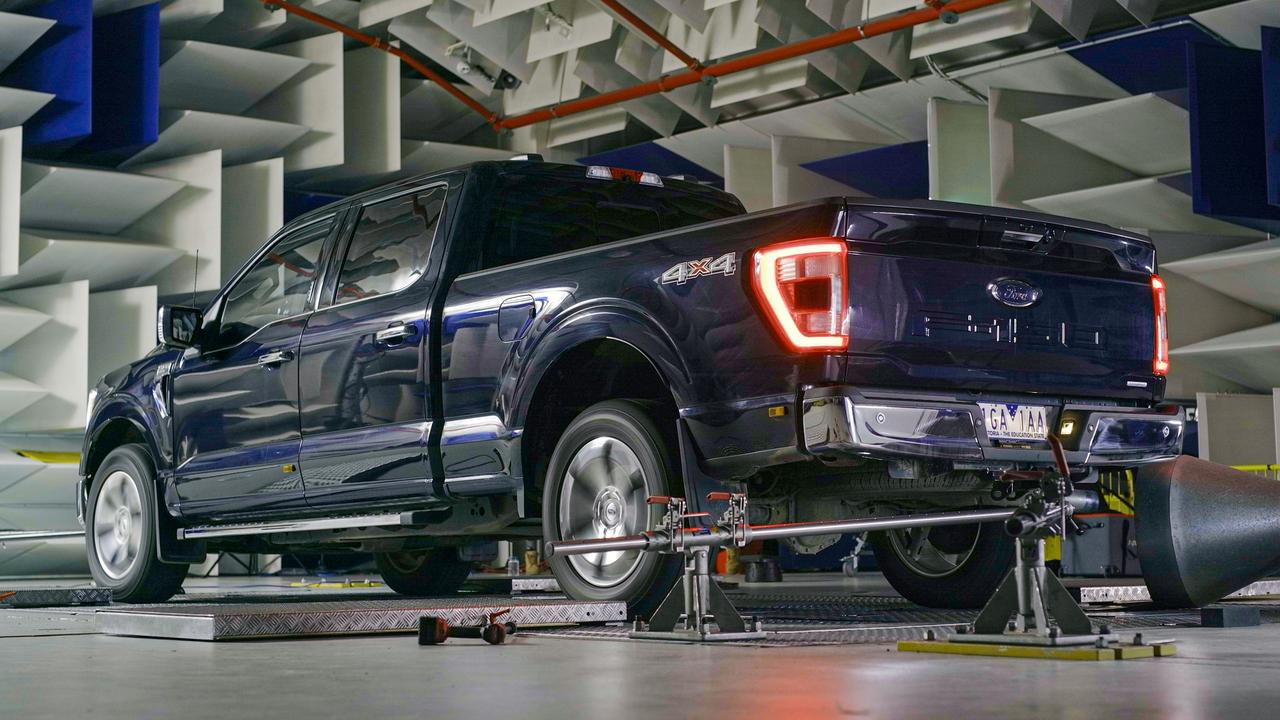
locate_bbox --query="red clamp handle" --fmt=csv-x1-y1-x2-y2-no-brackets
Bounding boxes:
706,491,733,502
646,495,673,505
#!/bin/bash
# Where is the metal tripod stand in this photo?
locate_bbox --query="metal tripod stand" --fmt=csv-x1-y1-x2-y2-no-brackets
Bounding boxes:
630,495,766,641
967,436,1109,646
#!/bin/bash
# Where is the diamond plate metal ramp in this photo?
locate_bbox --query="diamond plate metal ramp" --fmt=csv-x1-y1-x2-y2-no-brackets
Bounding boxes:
0,587,112,608
96,596,625,641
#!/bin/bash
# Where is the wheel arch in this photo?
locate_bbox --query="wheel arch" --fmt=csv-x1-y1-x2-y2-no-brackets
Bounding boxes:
516,327,685,506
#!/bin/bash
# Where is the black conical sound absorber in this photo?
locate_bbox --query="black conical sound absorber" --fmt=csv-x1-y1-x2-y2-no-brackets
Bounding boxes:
1135,456,1280,608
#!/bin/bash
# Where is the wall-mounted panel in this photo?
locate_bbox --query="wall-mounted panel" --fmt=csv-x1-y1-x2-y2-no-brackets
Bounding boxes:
0,280,89,431
20,162,185,234
1066,20,1219,95
1022,92,1189,177
78,2,159,164
0,0,93,150
0,11,55,73
1188,42,1280,233
88,285,157,385
126,150,222,294
0,230,182,291
988,87,1135,209
221,157,282,283
1174,323,1280,394
1262,26,1278,207
927,98,990,205
801,141,927,199
250,33,345,175
0,126,18,280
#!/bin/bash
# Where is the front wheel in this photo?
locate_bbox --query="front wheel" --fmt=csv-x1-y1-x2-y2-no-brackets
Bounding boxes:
85,444,187,603
870,521,1014,609
542,400,682,618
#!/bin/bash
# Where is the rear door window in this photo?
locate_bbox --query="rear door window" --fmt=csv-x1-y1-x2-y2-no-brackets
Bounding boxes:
334,186,447,305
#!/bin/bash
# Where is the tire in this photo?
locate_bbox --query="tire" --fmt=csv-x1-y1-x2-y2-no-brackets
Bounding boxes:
85,444,187,603
542,400,683,619
870,521,1014,609
374,548,472,596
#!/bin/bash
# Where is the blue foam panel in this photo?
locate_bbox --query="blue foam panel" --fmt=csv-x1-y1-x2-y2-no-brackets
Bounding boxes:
1067,20,1221,95
800,141,928,199
0,0,93,152
285,191,344,222
76,3,159,165
578,142,723,187
1188,42,1280,233
1263,27,1279,207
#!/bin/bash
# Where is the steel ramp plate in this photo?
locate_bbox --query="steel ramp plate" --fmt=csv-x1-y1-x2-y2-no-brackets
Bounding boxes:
0,587,112,608
1068,578,1280,604
96,596,624,641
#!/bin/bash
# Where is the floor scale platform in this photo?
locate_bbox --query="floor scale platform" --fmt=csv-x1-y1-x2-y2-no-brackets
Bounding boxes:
96,596,625,641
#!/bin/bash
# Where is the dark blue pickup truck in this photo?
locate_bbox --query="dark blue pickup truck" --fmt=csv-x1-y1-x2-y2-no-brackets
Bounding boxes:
78,159,1183,610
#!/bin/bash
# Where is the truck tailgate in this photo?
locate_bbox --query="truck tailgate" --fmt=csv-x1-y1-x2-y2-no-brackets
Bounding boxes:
840,202,1161,400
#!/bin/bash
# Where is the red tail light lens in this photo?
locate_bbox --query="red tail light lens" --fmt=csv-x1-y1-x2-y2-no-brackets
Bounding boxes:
752,239,848,351
1151,274,1169,376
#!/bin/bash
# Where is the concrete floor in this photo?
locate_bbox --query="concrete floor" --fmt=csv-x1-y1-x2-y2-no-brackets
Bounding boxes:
4,574,1280,719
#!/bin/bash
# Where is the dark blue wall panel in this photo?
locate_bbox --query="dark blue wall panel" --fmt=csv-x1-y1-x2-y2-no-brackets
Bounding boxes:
1263,26,1280,207
1188,42,1280,232
800,141,928,199
578,142,722,186
285,191,344,222
78,3,159,164
1067,21,1221,95
0,0,93,152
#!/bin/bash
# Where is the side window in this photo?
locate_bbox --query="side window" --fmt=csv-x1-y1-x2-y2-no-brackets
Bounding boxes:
220,218,331,342
334,186,447,304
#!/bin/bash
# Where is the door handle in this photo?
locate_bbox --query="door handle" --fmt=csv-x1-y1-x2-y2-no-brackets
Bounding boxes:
257,349,294,366
375,323,418,344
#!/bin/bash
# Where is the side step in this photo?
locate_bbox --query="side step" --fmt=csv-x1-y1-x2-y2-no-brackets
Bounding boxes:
179,512,409,540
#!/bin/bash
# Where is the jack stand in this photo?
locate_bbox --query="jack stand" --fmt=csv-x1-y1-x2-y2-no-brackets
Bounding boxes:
630,545,766,642
630,494,765,642
967,535,1103,646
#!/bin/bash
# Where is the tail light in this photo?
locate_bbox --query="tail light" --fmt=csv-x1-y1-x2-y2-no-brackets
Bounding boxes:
1151,274,1169,376
751,238,848,351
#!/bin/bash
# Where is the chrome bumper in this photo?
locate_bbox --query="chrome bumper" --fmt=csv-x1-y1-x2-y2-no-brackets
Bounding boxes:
801,388,1184,467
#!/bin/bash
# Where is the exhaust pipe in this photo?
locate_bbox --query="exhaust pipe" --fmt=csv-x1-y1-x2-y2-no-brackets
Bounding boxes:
1135,456,1280,608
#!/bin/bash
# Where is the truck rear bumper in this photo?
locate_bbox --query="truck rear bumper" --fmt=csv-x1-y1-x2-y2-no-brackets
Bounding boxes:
801,386,1183,467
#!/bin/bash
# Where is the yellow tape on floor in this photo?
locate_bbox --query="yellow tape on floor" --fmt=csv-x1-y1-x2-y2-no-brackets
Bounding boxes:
14,450,81,464
898,640,1175,661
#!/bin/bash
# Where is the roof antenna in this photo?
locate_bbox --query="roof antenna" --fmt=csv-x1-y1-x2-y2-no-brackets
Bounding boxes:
191,249,199,307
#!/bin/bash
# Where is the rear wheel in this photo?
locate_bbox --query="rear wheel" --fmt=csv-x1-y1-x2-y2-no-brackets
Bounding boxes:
86,444,188,603
542,400,682,618
871,521,1014,609
374,549,473,596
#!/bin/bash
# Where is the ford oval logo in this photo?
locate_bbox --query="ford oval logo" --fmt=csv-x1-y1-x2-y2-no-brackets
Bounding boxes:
989,278,1042,308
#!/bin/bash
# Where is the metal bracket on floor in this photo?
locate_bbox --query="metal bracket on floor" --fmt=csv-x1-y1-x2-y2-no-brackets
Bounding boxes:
629,495,765,642
631,544,766,642
905,436,1176,660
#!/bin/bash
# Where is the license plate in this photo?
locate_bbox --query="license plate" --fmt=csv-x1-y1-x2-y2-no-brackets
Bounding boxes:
978,403,1049,442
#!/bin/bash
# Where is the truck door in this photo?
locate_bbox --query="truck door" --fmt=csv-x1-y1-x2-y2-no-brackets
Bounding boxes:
297,184,449,507
171,214,338,516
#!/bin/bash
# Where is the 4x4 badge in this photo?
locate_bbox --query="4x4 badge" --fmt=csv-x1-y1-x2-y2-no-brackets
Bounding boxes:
660,252,736,285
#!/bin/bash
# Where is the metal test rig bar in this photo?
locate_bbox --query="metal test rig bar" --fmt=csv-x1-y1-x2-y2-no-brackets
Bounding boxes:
548,493,1026,642
547,435,1106,645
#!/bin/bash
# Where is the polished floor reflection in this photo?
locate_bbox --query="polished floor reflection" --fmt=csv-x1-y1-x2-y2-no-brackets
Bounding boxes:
4,573,1280,719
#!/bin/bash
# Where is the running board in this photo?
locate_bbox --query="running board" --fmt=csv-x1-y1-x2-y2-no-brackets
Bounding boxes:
178,512,407,540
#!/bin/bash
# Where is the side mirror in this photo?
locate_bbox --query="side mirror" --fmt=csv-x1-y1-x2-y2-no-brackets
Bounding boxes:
157,305,203,349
